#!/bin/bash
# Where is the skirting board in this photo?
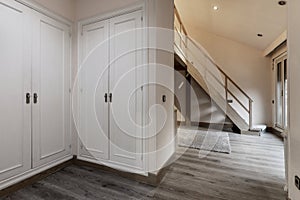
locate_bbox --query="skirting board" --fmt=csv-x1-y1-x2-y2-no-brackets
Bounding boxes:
74,153,175,187
0,155,175,197
0,156,74,197
266,127,284,141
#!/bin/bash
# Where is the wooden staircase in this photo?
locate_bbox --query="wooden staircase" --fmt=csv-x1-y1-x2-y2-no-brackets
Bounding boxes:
186,61,250,131
174,6,266,135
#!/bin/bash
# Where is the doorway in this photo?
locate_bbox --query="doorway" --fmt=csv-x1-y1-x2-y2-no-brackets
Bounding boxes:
274,53,288,130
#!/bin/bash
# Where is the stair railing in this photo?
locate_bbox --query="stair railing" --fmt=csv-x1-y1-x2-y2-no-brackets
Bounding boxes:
174,6,253,129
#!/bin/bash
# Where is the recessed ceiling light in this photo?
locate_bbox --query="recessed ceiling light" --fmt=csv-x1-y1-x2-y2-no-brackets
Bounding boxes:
213,5,219,11
278,0,287,6
257,33,263,37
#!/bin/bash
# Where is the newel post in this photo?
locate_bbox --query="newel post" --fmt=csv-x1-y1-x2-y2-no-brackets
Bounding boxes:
249,100,253,130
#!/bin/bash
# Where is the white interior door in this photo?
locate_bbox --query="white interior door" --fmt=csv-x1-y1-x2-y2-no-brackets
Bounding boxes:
32,13,71,167
109,11,144,169
79,20,109,160
0,0,31,181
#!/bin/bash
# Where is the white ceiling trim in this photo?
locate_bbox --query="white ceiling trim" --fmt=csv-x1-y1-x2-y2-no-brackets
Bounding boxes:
263,30,287,57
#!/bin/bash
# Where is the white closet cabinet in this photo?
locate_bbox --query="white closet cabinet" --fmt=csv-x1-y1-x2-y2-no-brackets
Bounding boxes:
31,12,72,168
0,0,72,183
0,0,32,182
79,10,144,170
109,11,143,169
79,20,110,160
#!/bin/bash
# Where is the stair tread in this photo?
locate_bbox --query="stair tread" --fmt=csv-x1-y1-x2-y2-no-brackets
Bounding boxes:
250,125,267,132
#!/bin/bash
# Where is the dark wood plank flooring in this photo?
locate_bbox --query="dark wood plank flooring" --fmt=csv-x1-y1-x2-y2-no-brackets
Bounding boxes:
2,132,286,200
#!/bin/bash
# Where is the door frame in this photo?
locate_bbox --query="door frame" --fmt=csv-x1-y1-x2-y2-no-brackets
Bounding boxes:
274,52,288,130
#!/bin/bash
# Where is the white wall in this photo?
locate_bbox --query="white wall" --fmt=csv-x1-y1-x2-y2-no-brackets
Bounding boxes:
187,28,271,126
150,0,175,170
288,0,300,199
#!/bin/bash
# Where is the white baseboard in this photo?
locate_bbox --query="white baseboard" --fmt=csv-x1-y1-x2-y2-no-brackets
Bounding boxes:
0,155,73,190
76,156,148,176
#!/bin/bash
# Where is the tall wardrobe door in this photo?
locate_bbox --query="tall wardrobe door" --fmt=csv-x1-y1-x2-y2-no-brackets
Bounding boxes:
0,0,31,181
109,10,144,169
79,20,109,160
32,13,71,167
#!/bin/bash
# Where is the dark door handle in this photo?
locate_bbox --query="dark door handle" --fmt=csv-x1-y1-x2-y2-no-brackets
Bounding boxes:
33,93,38,104
109,93,112,103
26,93,31,104
104,93,108,103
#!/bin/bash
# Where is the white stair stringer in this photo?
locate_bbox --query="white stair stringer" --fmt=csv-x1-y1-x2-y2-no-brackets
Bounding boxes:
186,61,249,132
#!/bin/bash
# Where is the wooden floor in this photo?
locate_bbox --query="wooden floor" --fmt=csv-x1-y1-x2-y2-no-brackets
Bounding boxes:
2,132,286,200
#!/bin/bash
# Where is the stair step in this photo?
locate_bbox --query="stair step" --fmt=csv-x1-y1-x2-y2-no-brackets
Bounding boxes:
241,124,267,136
250,125,267,132
241,130,262,136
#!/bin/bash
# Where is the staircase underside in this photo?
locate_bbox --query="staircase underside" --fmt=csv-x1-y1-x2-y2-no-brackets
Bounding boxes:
186,61,249,130
174,52,266,135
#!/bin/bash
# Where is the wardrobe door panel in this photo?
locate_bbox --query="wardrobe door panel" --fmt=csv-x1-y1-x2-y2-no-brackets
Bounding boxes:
32,14,71,167
0,0,31,181
79,20,109,160
109,11,144,169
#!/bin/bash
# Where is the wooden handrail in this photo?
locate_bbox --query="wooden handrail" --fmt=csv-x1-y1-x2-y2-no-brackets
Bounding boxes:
174,6,254,129
186,39,253,102
174,27,187,47
174,24,253,102
227,90,250,113
205,69,226,88
187,37,253,102
174,6,188,36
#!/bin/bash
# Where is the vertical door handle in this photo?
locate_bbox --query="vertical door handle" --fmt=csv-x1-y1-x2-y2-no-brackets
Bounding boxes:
104,93,108,103
26,93,31,104
109,93,112,103
33,93,38,104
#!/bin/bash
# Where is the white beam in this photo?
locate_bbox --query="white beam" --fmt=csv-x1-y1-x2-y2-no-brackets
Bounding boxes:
263,30,287,57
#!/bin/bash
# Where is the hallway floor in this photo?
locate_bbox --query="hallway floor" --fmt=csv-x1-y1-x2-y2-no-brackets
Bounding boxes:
2,132,286,200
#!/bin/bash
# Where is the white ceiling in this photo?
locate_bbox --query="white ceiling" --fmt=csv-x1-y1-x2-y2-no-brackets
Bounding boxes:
175,0,288,50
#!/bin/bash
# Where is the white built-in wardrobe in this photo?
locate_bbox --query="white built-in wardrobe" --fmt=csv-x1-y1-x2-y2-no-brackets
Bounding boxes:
77,9,145,172
0,0,174,190
0,0,72,187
